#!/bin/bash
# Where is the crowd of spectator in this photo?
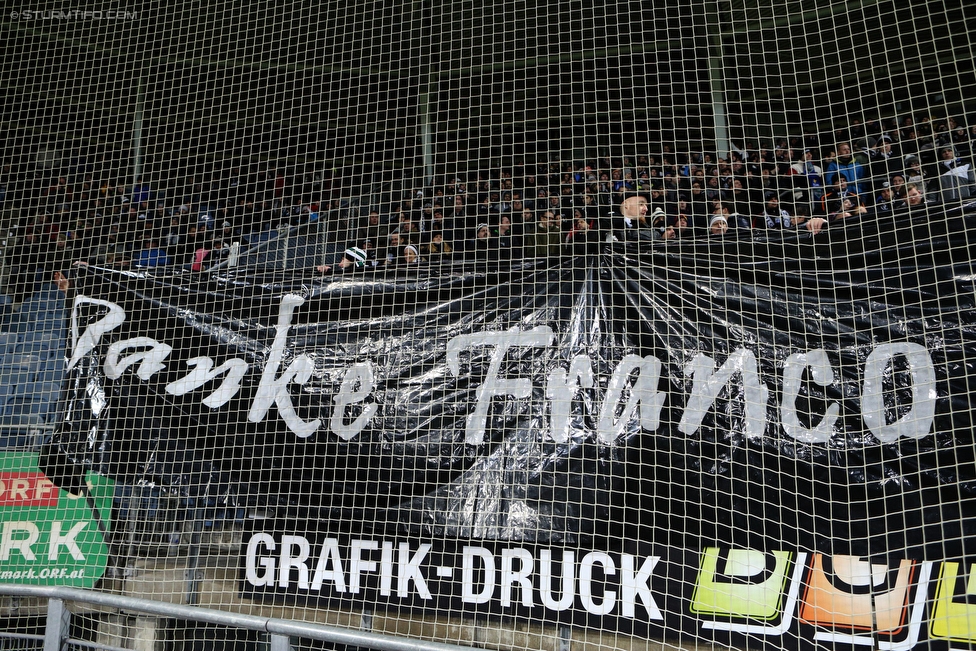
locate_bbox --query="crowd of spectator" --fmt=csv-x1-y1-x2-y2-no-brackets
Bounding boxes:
319,113,974,270
2,112,974,294
0,164,343,300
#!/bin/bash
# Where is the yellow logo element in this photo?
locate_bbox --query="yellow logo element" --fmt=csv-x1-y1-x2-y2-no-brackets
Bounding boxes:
931,561,976,642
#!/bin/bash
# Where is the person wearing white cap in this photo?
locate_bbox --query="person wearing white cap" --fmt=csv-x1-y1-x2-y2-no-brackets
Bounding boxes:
465,222,496,260
708,213,729,236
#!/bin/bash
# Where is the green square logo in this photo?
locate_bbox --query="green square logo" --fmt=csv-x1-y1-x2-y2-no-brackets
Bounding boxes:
691,547,794,621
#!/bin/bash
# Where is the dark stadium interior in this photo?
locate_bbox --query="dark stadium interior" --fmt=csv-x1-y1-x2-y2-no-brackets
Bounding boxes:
1,0,973,192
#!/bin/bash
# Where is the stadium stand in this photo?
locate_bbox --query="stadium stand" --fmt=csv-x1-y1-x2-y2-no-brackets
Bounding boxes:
0,284,66,448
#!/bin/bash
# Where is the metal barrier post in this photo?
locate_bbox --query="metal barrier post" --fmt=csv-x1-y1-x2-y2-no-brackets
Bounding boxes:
131,616,159,651
277,224,291,271
270,633,291,651
43,597,70,651
558,625,572,651
96,613,129,650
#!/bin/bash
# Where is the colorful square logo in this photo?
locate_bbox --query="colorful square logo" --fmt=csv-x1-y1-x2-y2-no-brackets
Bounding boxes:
799,555,914,634
691,547,795,622
931,561,976,643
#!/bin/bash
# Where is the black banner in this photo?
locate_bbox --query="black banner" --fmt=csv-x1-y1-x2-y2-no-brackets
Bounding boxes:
239,523,961,650
43,206,976,601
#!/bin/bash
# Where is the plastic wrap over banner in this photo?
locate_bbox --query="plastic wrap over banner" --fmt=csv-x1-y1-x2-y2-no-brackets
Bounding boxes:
42,207,976,560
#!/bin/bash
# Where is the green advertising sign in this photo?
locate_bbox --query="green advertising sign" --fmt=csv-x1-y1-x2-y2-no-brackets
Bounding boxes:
0,451,113,588
690,548,794,620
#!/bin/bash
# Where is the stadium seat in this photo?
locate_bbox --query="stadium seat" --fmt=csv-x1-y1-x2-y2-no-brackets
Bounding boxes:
0,428,36,450
0,353,41,373
37,360,65,385
14,334,60,358
0,370,37,391
0,332,21,356
0,400,44,427
34,381,62,422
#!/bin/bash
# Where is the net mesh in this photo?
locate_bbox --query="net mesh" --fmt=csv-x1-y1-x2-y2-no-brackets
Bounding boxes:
1,2,976,651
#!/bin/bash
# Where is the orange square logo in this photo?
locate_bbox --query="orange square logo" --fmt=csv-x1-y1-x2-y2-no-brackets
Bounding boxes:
800,555,914,634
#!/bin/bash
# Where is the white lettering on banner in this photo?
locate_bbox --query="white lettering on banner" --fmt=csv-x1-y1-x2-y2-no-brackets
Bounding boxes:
244,535,666,619
861,343,937,443
311,538,345,592
462,546,495,604
546,355,594,444
1,568,85,580
0,521,88,563
37,478,56,501
67,295,126,371
679,350,769,439
597,354,666,443
379,541,394,596
398,543,432,599
165,357,249,408
36,568,86,579
245,533,276,586
248,295,321,437
104,337,173,381
348,539,379,594
620,554,662,619
331,363,378,441
446,327,555,444
279,535,311,589
70,293,942,447
1,479,29,501
501,548,534,607
1,521,40,560
579,552,617,615
48,522,87,561
539,549,575,611
780,349,840,444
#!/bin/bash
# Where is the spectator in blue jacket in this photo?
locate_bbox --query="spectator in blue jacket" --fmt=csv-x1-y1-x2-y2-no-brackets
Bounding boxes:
825,142,869,196
132,238,170,269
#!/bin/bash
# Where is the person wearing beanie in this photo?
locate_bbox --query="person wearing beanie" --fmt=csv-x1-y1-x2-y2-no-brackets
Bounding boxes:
316,246,368,274
649,207,668,231
708,213,729,236
465,222,496,260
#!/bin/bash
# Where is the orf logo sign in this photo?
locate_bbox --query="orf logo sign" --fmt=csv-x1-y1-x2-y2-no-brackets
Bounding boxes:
0,472,60,507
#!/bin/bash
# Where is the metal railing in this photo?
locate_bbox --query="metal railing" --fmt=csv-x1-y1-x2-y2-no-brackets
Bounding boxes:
0,584,474,651
209,208,353,274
